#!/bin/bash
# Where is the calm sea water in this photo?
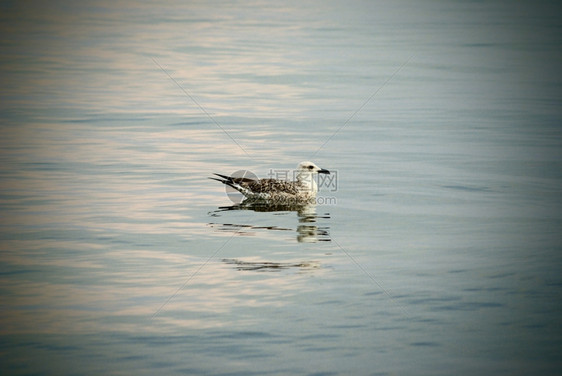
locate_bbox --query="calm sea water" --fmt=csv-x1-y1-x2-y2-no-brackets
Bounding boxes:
1,1,561,375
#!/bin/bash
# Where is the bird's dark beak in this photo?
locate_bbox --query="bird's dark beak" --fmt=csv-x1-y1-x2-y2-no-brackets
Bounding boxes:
318,168,330,174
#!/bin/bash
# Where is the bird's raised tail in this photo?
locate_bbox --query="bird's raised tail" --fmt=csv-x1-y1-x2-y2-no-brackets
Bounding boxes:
209,173,258,196
209,173,236,189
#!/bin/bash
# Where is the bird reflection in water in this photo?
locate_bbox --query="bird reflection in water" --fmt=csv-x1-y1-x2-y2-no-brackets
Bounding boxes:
208,202,331,243
222,258,320,272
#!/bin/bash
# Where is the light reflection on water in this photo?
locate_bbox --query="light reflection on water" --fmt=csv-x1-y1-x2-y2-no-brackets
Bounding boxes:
1,0,562,375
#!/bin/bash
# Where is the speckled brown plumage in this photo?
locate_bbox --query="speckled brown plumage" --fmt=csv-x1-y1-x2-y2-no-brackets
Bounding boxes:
246,179,301,195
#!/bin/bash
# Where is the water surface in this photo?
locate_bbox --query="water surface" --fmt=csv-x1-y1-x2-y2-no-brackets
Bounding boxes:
1,1,561,375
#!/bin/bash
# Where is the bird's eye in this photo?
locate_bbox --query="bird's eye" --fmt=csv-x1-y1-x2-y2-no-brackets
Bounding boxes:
308,165,314,170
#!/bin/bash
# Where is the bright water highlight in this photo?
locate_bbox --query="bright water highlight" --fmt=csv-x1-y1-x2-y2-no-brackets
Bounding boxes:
1,1,561,375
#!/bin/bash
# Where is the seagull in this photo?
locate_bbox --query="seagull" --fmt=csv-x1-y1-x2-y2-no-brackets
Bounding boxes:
210,161,330,203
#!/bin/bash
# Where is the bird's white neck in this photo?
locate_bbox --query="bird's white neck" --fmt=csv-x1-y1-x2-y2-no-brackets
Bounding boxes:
296,171,318,193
